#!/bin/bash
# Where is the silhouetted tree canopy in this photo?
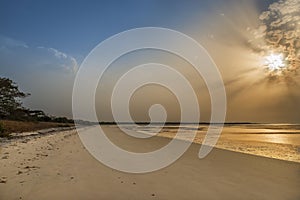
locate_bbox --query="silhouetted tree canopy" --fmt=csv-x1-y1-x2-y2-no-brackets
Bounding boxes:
0,77,73,124
0,77,29,118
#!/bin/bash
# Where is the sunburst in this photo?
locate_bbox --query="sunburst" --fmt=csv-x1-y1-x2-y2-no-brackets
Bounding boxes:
264,53,286,71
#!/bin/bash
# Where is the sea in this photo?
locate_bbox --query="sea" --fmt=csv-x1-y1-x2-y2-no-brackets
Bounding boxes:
123,123,300,163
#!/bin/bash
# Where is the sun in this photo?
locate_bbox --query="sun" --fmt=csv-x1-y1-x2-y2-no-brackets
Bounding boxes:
264,53,286,71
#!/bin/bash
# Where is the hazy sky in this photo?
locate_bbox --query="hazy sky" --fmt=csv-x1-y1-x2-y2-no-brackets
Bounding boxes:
0,0,299,123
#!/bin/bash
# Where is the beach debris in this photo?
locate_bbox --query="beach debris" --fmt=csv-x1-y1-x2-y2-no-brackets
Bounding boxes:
36,153,48,157
17,170,23,175
0,176,7,183
24,166,40,170
21,139,30,143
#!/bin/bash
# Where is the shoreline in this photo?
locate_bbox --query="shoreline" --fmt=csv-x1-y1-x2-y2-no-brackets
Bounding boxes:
1,124,300,164
129,125,300,163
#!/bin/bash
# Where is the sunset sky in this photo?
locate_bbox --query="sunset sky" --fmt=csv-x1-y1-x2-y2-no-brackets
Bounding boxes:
0,0,299,123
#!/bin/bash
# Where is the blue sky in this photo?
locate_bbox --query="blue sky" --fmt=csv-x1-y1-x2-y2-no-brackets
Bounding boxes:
1,0,208,58
1,0,299,123
0,0,272,58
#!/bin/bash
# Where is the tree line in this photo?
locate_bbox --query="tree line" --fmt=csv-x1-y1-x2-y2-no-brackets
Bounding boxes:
0,77,73,123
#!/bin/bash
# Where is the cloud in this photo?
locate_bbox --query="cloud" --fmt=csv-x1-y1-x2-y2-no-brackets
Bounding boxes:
0,36,78,74
0,35,28,49
48,48,68,59
249,0,300,81
0,35,79,117
36,46,78,73
192,0,300,123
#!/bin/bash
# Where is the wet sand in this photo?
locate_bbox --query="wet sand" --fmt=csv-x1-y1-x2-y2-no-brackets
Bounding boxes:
0,125,299,200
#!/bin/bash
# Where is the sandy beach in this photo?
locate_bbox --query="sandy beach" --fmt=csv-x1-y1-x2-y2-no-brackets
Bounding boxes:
1,0,300,199
0,125,300,200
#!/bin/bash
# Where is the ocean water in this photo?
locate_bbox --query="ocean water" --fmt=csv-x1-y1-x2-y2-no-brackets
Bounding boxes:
125,124,300,163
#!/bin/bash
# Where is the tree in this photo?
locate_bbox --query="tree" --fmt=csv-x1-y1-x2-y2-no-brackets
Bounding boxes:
0,77,29,118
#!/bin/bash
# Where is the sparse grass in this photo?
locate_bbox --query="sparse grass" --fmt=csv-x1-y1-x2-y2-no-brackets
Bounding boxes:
0,120,74,137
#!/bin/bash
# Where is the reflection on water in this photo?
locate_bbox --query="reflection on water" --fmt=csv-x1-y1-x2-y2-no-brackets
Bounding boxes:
126,124,300,163
222,133,300,146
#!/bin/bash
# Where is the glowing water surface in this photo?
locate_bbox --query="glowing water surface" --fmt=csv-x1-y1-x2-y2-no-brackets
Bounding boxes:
126,124,300,163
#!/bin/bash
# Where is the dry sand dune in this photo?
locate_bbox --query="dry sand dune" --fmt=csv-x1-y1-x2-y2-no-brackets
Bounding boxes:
0,125,299,200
